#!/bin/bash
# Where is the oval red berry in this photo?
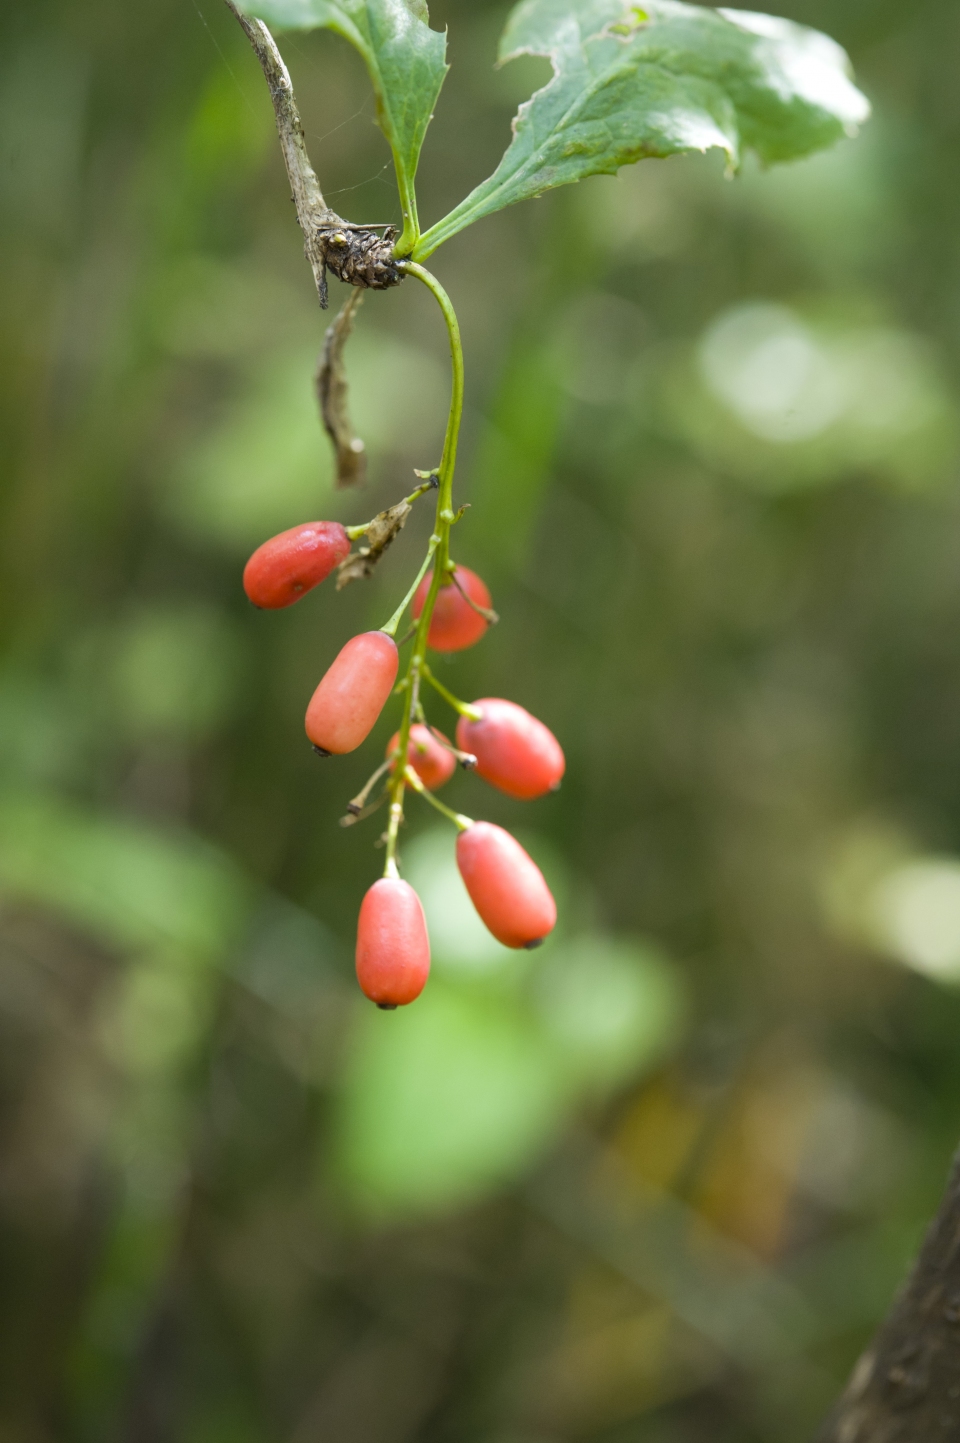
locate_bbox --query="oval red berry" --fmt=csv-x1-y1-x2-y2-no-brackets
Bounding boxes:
305,631,398,754
386,723,456,791
456,822,556,949
356,877,430,1006
412,565,492,652
456,698,564,800
243,521,350,609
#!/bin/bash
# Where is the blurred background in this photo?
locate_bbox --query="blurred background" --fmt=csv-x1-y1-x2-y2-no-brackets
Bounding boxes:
4,0,960,1439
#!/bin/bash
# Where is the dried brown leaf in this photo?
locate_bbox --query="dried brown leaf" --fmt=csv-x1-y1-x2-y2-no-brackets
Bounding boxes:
316,289,366,487
336,500,413,589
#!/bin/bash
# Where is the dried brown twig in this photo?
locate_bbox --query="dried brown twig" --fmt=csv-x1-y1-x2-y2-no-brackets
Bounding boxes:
316,290,367,487
223,0,403,309
815,1143,960,1442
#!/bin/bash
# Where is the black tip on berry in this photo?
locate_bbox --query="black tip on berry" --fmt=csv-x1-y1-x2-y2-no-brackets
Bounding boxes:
376,1002,398,1011
312,745,331,758
523,938,545,951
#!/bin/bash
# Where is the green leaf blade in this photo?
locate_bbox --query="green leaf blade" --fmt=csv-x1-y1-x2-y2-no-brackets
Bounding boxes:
715,9,871,162
414,0,869,258
244,0,448,251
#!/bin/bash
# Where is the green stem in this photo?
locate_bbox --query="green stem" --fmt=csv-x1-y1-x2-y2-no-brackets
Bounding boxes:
422,665,482,720
345,476,438,542
394,170,420,259
380,534,439,638
403,767,473,831
382,262,465,878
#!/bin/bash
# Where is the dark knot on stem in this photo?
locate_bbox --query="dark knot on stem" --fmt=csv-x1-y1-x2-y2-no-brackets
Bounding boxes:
316,224,405,308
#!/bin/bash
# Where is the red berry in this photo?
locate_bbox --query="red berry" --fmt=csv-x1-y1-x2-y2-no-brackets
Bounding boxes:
386,723,456,791
456,822,556,949
356,877,430,1007
243,521,350,609
456,699,564,800
412,565,492,652
305,631,398,754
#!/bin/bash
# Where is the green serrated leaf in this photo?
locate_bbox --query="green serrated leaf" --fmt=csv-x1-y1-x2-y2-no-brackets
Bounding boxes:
244,0,448,253
414,0,869,258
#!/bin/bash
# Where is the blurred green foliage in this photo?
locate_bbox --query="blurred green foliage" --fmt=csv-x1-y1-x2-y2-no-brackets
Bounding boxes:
5,1,960,1441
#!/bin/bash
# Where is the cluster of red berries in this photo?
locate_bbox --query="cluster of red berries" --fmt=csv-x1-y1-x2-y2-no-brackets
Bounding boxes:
244,519,564,1010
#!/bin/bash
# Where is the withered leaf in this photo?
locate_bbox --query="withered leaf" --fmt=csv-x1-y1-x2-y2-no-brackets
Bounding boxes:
316,289,366,487
336,500,413,589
